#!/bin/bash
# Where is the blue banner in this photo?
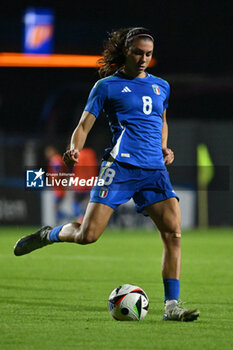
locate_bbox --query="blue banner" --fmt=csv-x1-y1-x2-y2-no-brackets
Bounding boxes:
23,8,54,54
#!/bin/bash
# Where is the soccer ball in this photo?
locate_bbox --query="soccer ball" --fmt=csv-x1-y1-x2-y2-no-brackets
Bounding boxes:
108,284,149,321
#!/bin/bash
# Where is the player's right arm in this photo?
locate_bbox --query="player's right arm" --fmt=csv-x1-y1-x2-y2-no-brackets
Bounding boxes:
63,111,96,167
63,79,108,167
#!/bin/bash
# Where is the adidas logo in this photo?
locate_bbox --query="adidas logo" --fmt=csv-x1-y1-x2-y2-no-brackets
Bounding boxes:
121,86,132,92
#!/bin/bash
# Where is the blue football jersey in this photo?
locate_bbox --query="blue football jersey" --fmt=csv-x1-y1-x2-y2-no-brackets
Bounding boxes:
84,71,170,169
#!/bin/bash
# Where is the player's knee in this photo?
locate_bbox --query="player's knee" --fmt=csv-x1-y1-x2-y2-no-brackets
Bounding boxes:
83,234,98,245
80,226,98,245
170,231,181,248
161,228,181,249
166,215,181,235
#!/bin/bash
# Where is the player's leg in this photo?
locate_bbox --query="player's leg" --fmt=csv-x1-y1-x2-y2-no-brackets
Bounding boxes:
58,202,114,244
146,198,199,321
14,160,134,256
14,202,114,256
146,197,181,284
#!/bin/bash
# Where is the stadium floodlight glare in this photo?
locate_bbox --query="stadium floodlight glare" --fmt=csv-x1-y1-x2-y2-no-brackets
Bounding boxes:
0,52,157,68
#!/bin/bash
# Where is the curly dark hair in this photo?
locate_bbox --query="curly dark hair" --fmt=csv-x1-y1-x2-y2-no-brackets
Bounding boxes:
98,27,154,78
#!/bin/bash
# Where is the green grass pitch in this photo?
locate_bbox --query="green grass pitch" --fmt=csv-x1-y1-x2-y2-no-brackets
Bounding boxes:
0,226,233,350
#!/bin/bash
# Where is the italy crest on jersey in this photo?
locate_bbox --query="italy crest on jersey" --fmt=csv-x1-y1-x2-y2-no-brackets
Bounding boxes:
152,84,161,95
99,187,108,198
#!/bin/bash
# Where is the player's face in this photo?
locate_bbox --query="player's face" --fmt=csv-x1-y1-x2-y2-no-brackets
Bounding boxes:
124,39,154,78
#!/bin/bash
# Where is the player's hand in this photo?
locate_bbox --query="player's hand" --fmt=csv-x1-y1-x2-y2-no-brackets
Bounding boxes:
162,148,174,165
63,149,80,167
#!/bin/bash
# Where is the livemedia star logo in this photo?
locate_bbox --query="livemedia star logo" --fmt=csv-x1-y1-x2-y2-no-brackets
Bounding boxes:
26,168,45,188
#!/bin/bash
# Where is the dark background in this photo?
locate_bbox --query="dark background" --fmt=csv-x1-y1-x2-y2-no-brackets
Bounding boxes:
0,0,232,137
0,1,232,225
0,0,232,73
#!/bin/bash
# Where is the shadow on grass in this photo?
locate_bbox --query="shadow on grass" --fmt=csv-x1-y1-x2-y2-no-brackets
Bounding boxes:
0,297,107,312
0,283,77,294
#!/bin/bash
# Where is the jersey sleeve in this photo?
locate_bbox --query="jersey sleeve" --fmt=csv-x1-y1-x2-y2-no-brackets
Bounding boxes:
84,81,108,118
163,82,170,111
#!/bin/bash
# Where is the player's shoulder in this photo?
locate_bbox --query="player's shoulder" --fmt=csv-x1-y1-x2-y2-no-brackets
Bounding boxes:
148,74,170,88
93,75,118,89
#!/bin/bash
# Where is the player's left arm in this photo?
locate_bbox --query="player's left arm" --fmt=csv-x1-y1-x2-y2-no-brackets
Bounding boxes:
162,109,174,165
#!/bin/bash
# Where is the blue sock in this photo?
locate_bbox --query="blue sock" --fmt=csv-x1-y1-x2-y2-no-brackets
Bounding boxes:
49,224,64,242
163,278,180,301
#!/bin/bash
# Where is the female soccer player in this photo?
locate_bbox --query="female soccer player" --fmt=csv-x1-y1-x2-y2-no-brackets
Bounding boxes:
14,27,199,321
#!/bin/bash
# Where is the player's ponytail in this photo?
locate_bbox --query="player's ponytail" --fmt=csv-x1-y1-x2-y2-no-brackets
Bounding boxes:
98,27,154,78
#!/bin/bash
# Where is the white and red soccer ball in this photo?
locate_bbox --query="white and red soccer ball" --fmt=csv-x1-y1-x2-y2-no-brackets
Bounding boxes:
108,284,149,321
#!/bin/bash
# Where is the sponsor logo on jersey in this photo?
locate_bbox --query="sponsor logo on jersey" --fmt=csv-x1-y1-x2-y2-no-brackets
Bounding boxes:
121,153,130,158
152,85,161,95
121,86,132,92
